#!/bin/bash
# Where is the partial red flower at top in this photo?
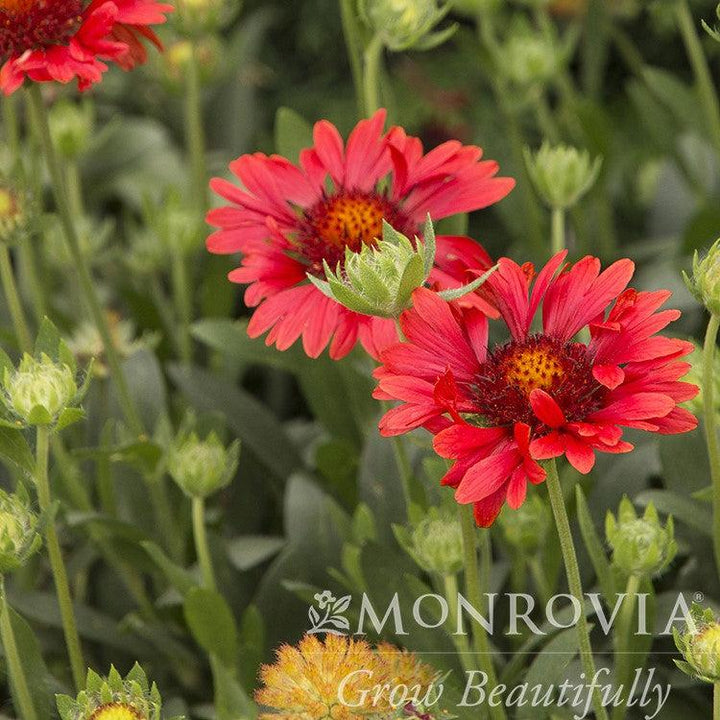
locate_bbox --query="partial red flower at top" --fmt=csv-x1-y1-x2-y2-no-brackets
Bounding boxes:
374,252,698,526
206,109,515,360
0,0,173,95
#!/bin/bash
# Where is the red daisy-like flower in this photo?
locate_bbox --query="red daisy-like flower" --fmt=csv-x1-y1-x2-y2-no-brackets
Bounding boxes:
374,252,698,526
206,109,514,360
0,0,172,95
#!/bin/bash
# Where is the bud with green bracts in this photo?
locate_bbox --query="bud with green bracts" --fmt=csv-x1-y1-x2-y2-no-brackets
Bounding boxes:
309,216,497,318
168,429,240,499
524,142,602,210
0,487,42,574
684,239,720,316
498,495,551,555
674,603,720,683
605,497,676,578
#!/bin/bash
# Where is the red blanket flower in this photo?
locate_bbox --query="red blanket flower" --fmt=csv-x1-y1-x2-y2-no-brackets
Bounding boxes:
206,109,514,360
375,252,698,526
0,0,172,94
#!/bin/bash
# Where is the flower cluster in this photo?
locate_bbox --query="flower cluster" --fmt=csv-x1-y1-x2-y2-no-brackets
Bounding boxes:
255,634,441,720
207,109,513,359
374,252,697,525
0,0,173,95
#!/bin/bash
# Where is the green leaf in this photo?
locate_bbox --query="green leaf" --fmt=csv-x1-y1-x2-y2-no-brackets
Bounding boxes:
184,587,238,669
212,659,257,720
274,107,313,163
575,485,616,600
169,364,303,479
34,317,61,361
0,427,34,475
226,536,285,571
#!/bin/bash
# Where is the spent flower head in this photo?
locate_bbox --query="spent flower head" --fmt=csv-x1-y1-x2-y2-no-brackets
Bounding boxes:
395,506,464,576
684,239,720,316
310,217,496,318
524,142,602,210
674,603,720,683
498,494,551,554
606,497,676,577
360,0,456,51
168,430,240,499
0,487,42,574
56,664,165,720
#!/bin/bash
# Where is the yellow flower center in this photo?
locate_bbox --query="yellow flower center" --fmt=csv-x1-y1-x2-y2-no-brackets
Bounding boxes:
501,343,566,397
88,703,145,720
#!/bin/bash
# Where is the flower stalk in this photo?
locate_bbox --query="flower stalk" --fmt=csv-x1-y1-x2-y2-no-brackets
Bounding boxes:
363,33,384,116
459,504,506,720
34,425,85,689
703,314,720,580
0,243,32,351
544,458,609,720
551,207,565,255
27,85,144,436
192,496,217,591
612,573,641,720
0,577,38,720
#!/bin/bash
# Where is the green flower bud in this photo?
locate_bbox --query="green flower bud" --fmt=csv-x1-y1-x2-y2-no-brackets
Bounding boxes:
0,488,41,574
168,431,240,498
497,494,551,554
56,663,165,720
4,354,78,426
309,217,496,318
0,182,25,245
396,507,464,576
674,603,720,683
498,21,562,89
605,497,676,577
48,100,94,161
524,142,602,210
684,239,720,316
359,0,456,52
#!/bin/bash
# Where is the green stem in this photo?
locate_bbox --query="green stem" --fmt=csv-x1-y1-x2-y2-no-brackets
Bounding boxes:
459,505,507,720
551,207,565,255
528,556,552,606
362,34,384,116
0,578,38,720
703,314,720,580
544,459,609,720
582,0,609,99
339,0,366,115
2,94,20,163
192,497,217,591
715,682,720,720
442,573,473,672
27,85,144,436
184,43,208,214
34,426,85,690
0,243,32,352
171,250,192,364
676,0,720,156
611,573,641,720
391,434,413,512
149,478,182,562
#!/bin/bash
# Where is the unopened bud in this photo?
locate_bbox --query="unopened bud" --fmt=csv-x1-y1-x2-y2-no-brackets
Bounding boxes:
168,431,240,498
524,142,602,210
605,497,676,577
684,239,720,316
396,507,464,576
0,489,41,574
360,0,456,51
498,494,551,554
48,100,94,161
675,603,720,683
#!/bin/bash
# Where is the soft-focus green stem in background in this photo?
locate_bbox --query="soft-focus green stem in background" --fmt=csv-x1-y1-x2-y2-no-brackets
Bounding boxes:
442,573,473,672
676,0,720,156
551,207,565,255
339,0,366,115
611,573,641,720
544,459,610,720
192,496,217,591
184,42,208,214
459,505,507,720
702,314,720,580
34,426,85,690
363,33,384,116
28,85,144,437
0,243,32,352
582,0,609,100
0,577,38,720
171,249,193,364
715,682,720,720
2,94,20,161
